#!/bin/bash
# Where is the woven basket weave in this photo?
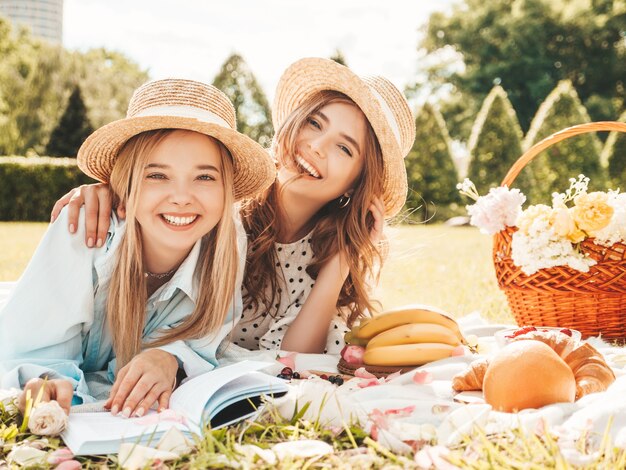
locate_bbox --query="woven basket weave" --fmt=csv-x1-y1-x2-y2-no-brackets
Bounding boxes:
493,121,626,339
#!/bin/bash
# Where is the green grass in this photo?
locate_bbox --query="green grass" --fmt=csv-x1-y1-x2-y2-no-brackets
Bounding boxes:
0,222,513,323
0,222,48,281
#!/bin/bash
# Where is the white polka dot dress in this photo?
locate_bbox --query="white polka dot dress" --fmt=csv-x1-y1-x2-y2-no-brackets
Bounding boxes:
233,233,349,354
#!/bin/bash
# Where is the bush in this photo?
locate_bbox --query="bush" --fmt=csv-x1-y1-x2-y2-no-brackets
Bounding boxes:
467,86,532,197
602,110,626,190
404,103,461,222
523,80,605,202
0,157,95,221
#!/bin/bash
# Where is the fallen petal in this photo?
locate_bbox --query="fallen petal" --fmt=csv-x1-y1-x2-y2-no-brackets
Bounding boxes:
354,367,377,379
272,440,333,460
6,446,47,466
55,460,82,470
412,370,434,385
235,444,277,465
47,448,74,465
357,378,381,388
156,427,193,454
277,352,297,371
118,443,179,470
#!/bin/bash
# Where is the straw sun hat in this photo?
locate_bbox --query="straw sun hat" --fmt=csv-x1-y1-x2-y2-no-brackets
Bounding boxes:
272,57,416,217
77,78,276,201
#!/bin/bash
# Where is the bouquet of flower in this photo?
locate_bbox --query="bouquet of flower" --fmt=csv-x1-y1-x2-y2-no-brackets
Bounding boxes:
458,175,626,275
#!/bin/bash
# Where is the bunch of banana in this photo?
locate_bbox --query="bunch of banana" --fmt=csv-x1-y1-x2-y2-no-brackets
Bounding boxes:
345,305,465,367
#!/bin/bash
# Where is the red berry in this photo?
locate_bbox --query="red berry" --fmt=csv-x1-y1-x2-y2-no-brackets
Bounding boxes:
281,367,293,376
560,328,572,336
320,374,329,380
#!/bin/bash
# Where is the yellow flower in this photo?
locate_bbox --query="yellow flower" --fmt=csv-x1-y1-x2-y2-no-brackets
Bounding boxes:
516,204,552,235
572,192,614,234
550,207,586,243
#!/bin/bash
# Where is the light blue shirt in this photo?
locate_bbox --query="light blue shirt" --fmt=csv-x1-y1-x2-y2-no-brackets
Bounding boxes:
0,207,246,403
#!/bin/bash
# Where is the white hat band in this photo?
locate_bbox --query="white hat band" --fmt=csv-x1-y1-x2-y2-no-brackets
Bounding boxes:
368,87,401,147
133,104,232,129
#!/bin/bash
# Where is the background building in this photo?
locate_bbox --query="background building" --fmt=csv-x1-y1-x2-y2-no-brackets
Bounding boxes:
0,0,63,44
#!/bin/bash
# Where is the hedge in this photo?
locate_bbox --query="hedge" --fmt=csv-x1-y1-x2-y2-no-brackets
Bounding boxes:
0,157,95,221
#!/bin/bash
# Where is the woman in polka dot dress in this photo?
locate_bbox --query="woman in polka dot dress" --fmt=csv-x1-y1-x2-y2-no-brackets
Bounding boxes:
234,58,416,354
51,58,416,356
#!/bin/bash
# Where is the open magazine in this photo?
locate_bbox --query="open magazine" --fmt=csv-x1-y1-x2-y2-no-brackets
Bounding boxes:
61,360,288,455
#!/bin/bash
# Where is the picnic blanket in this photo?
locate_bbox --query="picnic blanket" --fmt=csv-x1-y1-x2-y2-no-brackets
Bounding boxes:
260,314,626,454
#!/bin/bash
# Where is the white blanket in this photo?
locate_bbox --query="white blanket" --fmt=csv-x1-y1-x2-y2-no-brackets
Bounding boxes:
266,313,626,452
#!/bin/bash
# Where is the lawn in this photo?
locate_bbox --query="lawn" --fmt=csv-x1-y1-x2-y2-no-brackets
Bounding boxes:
0,222,513,324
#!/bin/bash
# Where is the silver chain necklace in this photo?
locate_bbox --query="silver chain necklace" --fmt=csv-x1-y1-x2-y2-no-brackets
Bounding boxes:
144,268,176,279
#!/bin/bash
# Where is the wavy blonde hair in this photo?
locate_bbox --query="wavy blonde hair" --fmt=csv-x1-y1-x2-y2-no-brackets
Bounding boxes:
106,129,238,369
241,91,385,327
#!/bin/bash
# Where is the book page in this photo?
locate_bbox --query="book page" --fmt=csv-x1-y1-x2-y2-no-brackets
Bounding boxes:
169,360,274,425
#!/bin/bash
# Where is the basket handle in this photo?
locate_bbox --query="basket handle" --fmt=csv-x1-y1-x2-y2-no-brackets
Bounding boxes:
501,121,626,187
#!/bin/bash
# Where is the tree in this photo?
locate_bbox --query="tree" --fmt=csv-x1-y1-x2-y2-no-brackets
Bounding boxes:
70,48,148,129
0,17,147,155
404,103,461,221
46,85,94,157
602,110,626,189
329,49,348,66
467,86,531,196
212,54,273,147
523,80,605,201
0,18,72,155
418,0,626,138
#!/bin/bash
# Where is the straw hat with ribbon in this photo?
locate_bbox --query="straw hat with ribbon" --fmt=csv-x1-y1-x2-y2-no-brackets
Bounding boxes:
272,57,416,217
77,78,276,201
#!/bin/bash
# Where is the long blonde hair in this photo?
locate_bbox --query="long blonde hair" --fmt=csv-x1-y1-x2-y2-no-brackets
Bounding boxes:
106,129,238,369
241,91,385,327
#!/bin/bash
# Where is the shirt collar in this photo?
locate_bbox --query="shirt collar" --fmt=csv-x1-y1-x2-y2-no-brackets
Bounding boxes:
94,216,203,305
155,239,202,304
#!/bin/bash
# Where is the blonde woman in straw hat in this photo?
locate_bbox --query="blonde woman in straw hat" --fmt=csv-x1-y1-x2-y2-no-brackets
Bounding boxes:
0,79,275,418
51,57,415,355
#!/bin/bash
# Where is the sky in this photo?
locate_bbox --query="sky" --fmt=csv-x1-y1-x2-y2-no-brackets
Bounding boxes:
63,0,455,101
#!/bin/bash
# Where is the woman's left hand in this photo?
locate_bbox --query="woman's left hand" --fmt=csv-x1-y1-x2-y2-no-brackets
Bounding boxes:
104,349,178,418
368,196,385,245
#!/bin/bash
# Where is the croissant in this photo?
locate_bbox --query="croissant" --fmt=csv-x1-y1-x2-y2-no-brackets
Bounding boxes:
452,358,489,392
563,343,615,399
511,330,576,359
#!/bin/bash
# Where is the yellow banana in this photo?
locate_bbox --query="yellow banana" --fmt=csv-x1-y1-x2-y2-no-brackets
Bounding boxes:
364,343,456,366
354,304,463,341
367,322,461,349
343,330,369,347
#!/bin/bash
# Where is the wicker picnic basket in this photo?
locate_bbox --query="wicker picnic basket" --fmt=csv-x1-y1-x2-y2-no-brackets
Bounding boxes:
493,121,626,339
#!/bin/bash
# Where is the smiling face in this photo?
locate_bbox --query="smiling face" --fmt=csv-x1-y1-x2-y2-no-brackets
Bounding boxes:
134,130,226,269
278,100,368,205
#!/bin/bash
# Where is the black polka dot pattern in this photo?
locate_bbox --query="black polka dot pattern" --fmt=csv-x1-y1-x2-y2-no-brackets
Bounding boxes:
234,230,348,355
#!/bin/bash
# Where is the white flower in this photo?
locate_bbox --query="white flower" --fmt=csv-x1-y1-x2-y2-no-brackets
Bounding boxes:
27,400,68,436
511,215,596,275
466,186,526,235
